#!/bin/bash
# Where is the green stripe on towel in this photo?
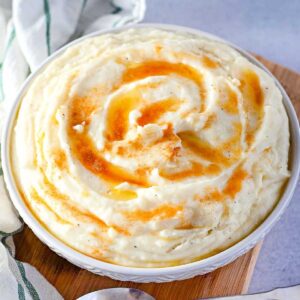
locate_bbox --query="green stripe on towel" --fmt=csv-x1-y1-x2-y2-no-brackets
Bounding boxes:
83,0,88,10
0,226,24,238
43,0,51,56
111,0,122,14
16,261,40,300
18,283,26,300
2,236,27,300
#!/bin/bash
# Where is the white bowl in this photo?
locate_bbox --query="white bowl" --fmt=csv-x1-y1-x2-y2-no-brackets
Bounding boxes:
2,24,300,283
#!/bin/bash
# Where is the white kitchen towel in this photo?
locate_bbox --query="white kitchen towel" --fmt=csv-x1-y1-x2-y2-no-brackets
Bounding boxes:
0,0,145,299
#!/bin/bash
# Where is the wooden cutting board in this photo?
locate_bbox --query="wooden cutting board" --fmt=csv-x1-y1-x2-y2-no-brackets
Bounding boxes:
14,56,300,300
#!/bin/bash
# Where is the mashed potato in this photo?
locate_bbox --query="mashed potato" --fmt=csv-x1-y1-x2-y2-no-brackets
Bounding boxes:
11,28,290,267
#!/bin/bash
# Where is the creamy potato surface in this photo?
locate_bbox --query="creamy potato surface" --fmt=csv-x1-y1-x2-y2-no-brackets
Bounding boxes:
12,28,289,267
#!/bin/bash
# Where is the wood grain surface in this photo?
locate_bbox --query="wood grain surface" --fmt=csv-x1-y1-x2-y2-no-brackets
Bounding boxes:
14,56,300,300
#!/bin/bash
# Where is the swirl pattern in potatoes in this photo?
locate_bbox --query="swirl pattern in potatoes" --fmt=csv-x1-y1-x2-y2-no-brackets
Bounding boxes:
11,28,290,267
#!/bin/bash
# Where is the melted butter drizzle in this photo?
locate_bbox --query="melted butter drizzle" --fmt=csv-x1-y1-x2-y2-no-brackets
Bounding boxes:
202,55,219,69
68,126,149,186
179,131,236,167
219,84,239,114
32,170,131,235
34,132,131,234
68,93,149,187
239,69,264,145
195,167,248,202
67,61,207,187
137,98,179,126
160,162,220,181
122,60,206,111
123,204,183,222
66,60,263,195
106,90,140,141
